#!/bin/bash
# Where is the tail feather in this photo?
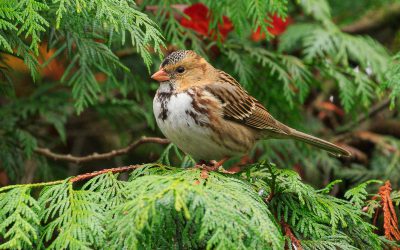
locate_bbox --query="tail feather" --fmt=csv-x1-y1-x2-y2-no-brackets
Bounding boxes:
289,129,351,157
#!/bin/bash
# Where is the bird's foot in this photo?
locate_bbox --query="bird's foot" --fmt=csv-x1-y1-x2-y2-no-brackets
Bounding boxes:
195,160,207,168
195,157,229,171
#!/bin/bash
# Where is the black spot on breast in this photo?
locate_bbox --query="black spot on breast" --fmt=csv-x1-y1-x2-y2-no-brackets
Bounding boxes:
157,92,173,121
185,110,206,127
185,110,197,120
186,90,208,114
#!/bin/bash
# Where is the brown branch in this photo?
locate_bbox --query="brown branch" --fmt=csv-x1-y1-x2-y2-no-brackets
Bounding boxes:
35,136,170,164
282,220,303,250
343,144,368,163
69,164,145,183
370,119,400,138
0,164,153,192
72,163,238,183
354,131,397,153
373,207,380,227
146,4,188,15
341,3,400,34
265,190,274,203
335,98,391,135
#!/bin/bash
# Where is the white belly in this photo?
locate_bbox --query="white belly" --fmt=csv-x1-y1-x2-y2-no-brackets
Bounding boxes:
153,90,233,160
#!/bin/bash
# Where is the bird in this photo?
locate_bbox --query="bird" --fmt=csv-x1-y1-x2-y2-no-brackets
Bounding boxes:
151,50,350,167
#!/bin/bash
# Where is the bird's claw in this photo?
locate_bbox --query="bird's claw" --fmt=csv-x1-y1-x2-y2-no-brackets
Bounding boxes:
195,156,229,173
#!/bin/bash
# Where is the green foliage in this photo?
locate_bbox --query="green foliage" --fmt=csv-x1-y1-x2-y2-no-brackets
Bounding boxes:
0,187,40,250
18,0,49,55
249,162,383,249
0,163,388,249
0,84,69,178
280,22,389,111
108,167,283,249
299,0,332,24
204,0,287,37
384,52,400,109
60,35,128,113
338,137,400,186
344,180,382,209
0,0,165,181
1,0,164,111
0,2,19,53
39,181,105,249
1,0,398,183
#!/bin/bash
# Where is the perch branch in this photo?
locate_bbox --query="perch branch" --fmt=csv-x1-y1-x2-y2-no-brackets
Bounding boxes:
69,164,146,182
0,164,152,192
35,136,170,164
0,163,236,193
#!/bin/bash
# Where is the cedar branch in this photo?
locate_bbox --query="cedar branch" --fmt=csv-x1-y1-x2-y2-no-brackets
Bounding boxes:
282,220,303,250
336,98,390,135
0,164,158,192
35,136,170,164
69,164,146,182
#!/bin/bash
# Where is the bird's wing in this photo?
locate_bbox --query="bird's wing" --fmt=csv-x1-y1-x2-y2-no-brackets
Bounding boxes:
205,70,291,135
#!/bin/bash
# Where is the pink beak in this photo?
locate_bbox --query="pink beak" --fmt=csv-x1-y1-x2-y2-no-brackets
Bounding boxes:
151,69,170,82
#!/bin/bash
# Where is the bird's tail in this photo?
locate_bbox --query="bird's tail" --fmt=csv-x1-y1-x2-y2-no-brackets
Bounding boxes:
288,129,351,157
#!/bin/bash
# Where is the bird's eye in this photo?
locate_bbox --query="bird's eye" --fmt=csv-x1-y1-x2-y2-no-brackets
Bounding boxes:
176,66,185,73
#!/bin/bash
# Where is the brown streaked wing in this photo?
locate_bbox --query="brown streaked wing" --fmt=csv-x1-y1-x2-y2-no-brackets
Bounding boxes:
205,70,291,135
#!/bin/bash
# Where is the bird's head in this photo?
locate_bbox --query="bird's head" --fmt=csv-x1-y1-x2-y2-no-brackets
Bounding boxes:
151,50,215,90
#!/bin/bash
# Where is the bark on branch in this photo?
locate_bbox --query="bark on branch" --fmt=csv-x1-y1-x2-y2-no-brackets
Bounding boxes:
282,220,303,250
35,136,170,164
335,98,390,135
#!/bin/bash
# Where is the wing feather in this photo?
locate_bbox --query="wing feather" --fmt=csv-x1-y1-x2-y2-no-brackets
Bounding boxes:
205,70,290,135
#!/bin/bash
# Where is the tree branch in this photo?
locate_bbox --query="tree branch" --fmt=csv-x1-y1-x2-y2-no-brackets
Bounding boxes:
335,98,391,135
0,164,237,193
341,3,400,34
0,164,153,192
370,119,400,138
69,164,146,182
282,220,303,250
35,136,170,164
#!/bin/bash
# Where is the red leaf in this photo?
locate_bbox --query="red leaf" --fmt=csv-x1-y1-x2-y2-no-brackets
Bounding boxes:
251,14,292,42
180,3,233,40
319,101,345,117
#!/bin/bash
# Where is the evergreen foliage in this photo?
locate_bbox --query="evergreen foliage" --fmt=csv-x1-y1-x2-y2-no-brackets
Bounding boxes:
0,163,390,249
384,52,400,109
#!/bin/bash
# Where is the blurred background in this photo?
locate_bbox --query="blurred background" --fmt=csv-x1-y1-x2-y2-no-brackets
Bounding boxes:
1,0,400,199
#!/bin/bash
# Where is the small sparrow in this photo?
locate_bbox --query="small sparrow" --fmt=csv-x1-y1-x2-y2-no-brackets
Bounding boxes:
152,50,350,163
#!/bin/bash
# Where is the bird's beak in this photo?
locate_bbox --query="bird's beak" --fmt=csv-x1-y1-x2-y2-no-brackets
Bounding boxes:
151,69,170,82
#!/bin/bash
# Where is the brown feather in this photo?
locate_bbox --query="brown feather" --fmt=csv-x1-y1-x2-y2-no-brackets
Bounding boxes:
206,70,290,134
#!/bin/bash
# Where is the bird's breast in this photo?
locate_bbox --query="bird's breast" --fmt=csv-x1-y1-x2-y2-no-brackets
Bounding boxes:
153,88,210,126
153,88,213,137
153,87,249,160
